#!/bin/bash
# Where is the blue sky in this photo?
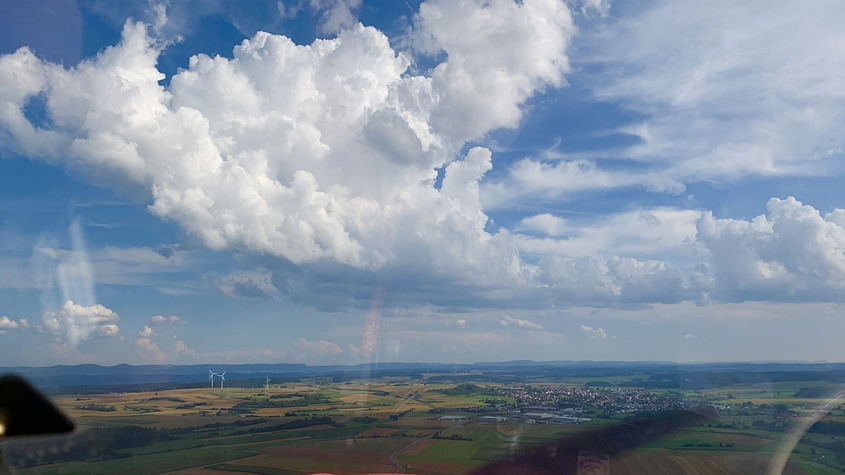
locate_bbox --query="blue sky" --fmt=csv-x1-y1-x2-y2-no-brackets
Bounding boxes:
2,0,845,366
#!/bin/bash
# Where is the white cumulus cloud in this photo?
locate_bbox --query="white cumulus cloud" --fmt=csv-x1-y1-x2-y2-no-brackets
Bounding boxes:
0,316,27,329
579,324,607,339
499,315,542,330
697,196,845,301
0,1,708,310
310,0,361,35
40,300,120,345
0,316,28,335
136,333,195,363
136,337,166,362
172,339,195,358
411,0,574,143
150,315,183,324
0,1,573,277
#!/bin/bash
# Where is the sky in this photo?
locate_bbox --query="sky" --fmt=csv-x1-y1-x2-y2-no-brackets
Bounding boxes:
2,0,845,366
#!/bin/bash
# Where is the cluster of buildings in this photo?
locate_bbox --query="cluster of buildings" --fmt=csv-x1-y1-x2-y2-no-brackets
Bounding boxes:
441,412,590,425
436,383,682,426
478,412,592,424
498,384,681,414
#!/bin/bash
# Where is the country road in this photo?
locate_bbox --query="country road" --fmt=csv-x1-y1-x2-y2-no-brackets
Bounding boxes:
389,433,434,473
396,391,435,409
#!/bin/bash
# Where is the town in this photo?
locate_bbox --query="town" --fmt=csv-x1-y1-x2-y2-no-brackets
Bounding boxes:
499,384,683,414
438,383,684,425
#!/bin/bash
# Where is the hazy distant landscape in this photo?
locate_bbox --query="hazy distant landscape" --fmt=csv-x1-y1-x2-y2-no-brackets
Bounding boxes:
10,360,845,392
4,361,845,474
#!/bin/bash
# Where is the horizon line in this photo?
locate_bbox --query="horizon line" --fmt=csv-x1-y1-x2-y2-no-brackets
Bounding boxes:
1,359,840,370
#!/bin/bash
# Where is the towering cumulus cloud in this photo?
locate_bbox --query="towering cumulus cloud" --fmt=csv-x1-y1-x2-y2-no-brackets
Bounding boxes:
0,0,572,276
0,0,692,306
697,197,845,301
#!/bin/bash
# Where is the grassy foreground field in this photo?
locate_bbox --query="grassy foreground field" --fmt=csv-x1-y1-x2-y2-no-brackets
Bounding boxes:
4,377,845,474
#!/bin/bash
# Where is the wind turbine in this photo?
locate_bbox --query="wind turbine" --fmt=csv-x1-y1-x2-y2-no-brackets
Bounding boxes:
265,377,271,391
219,371,226,389
208,370,217,388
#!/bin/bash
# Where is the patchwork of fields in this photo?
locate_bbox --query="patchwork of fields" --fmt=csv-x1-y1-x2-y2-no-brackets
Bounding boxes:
5,377,845,474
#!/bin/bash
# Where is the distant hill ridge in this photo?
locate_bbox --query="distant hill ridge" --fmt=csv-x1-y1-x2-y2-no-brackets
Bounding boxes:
3,360,845,394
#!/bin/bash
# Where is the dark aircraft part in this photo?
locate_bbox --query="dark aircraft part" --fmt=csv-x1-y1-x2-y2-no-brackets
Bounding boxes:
0,374,74,438
469,409,711,475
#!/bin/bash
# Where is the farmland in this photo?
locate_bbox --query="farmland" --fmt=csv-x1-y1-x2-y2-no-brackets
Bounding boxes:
4,364,845,474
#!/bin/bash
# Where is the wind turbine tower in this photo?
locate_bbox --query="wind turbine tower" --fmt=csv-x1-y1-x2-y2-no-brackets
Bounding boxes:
220,371,226,389
208,370,217,388
265,377,271,391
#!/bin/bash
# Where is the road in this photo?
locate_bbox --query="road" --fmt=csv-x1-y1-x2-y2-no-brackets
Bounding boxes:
395,391,435,409
389,432,434,473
